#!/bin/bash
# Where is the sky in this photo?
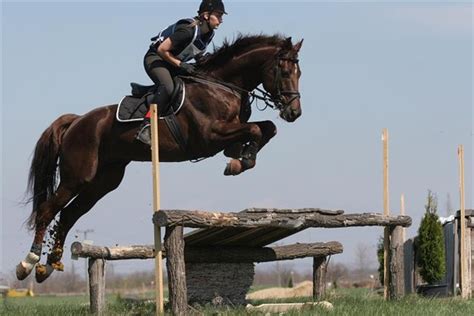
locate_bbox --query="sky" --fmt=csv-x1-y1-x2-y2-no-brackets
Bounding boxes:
1,1,472,283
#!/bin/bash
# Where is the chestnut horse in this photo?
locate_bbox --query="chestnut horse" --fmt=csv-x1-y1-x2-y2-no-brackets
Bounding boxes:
17,34,303,282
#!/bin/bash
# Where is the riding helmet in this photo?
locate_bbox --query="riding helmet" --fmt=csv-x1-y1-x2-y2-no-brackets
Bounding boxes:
198,0,227,15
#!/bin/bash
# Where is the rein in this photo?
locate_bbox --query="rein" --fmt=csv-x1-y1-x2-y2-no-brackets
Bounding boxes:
190,53,300,112
188,73,277,111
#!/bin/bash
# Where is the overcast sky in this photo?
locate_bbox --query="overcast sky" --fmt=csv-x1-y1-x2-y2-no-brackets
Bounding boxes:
2,1,472,282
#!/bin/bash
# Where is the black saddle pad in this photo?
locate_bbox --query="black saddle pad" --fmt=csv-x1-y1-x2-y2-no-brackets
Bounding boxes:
117,78,185,122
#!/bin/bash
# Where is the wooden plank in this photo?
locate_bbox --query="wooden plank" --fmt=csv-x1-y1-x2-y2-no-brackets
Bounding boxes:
165,226,187,315
153,210,411,229
88,258,106,315
185,226,301,247
150,104,164,313
187,242,342,263
71,241,343,263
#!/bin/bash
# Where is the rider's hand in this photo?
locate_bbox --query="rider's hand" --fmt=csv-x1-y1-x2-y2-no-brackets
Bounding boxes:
179,62,196,75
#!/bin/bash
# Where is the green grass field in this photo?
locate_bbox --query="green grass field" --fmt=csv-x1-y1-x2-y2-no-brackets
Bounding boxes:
1,289,473,315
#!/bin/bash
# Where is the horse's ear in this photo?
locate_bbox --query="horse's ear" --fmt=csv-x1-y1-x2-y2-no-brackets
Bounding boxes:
293,39,304,52
285,36,293,49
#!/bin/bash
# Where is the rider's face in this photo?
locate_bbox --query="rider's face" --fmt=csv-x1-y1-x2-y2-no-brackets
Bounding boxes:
207,11,224,29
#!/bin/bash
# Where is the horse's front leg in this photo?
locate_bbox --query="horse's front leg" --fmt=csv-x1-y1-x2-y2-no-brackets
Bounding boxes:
210,121,264,175
223,120,277,159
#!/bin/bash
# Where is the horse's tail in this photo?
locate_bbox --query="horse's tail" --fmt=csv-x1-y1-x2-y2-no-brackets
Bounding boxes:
26,114,80,230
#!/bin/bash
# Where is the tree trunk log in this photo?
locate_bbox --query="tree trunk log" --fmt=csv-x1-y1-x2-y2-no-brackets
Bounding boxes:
71,241,342,263
389,226,405,299
165,226,187,316
88,258,106,315
153,209,412,229
313,256,328,300
72,242,154,260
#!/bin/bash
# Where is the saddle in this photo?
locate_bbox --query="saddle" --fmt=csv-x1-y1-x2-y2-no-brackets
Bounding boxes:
116,77,185,122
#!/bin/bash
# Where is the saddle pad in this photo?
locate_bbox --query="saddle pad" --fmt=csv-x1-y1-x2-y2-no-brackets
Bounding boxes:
116,85,186,123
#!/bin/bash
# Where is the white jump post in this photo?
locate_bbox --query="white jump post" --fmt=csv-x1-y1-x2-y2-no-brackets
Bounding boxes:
151,104,165,314
382,128,390,300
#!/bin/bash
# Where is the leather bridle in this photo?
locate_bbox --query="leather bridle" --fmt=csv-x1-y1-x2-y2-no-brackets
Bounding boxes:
269,53,301,111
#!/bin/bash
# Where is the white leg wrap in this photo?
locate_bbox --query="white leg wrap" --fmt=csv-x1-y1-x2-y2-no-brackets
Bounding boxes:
21,252,40,272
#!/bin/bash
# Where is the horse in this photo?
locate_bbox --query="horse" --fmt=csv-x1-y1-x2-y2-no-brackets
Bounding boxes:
16,34,303,282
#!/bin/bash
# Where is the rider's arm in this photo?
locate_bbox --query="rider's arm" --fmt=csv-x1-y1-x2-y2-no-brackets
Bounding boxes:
156,38,182,67
157,25,194,68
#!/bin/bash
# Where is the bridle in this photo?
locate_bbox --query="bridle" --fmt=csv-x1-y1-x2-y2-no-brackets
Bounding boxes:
191,50,301,112
252,52,300,112
272,53,301,110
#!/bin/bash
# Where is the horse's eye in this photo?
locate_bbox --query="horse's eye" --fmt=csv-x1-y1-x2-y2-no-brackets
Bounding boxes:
281,71,291,78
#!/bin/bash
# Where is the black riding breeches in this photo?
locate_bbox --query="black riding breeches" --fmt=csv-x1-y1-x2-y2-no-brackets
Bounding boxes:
144,52,178,106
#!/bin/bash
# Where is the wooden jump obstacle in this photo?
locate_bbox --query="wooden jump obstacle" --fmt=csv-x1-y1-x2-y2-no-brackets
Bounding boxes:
154,208,411,315
71,207,410,314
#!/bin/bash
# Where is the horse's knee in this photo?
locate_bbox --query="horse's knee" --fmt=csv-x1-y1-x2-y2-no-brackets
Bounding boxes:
262,121,277,137
248,124,263,141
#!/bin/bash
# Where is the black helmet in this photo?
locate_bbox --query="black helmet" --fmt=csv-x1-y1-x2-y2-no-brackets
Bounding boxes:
198,0,227,15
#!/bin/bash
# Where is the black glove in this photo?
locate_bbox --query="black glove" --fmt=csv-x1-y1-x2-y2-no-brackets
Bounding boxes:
179,62,196,75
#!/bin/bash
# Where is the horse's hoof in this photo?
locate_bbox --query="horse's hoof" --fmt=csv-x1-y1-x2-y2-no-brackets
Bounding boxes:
16,252,40,280
224,159,242,176
35,263,54,283
16,262,33,280
51,261,64,271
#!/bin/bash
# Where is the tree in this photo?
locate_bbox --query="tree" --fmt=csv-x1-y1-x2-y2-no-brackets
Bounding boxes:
326,262,348,288
416,191,446,284
355,242,371,277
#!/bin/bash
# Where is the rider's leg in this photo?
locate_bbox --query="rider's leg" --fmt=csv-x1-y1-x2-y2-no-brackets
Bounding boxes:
137,57,175,145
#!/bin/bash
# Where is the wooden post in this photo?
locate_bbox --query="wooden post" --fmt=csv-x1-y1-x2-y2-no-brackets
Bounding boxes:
165,226,187,315
403,238,415,294
458,145,470,298
312,256,327,300
382,128,390,299
89,258,106,315
389,226,404,299
151,104,164,313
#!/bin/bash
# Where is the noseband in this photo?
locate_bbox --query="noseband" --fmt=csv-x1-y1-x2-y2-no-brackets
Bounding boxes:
271,54,301,111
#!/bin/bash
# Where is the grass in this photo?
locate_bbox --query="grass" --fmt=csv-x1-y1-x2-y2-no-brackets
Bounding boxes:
1,288,473,315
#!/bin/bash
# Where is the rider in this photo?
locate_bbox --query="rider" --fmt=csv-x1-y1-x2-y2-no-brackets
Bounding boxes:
136,0,227,145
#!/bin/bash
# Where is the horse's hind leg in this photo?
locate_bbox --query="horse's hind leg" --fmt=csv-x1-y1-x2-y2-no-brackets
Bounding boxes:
16,184,77,281
38,163,128,282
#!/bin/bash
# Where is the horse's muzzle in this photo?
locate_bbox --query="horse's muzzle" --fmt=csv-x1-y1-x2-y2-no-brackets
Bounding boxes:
280,104,301,122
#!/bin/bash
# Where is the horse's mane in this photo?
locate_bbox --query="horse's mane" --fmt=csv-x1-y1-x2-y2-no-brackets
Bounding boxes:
197,33,292,70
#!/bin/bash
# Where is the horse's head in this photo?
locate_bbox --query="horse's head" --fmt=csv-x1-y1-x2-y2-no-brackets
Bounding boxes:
262,37,303,122
196,35,303,122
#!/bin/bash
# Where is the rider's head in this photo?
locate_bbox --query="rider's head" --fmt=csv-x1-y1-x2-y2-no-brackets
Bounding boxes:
198,0,227,30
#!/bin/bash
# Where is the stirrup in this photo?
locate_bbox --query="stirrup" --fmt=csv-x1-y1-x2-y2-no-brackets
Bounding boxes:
135,123,151,146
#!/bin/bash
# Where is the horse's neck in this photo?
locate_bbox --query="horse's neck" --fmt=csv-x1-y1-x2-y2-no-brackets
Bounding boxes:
211,47,276,91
